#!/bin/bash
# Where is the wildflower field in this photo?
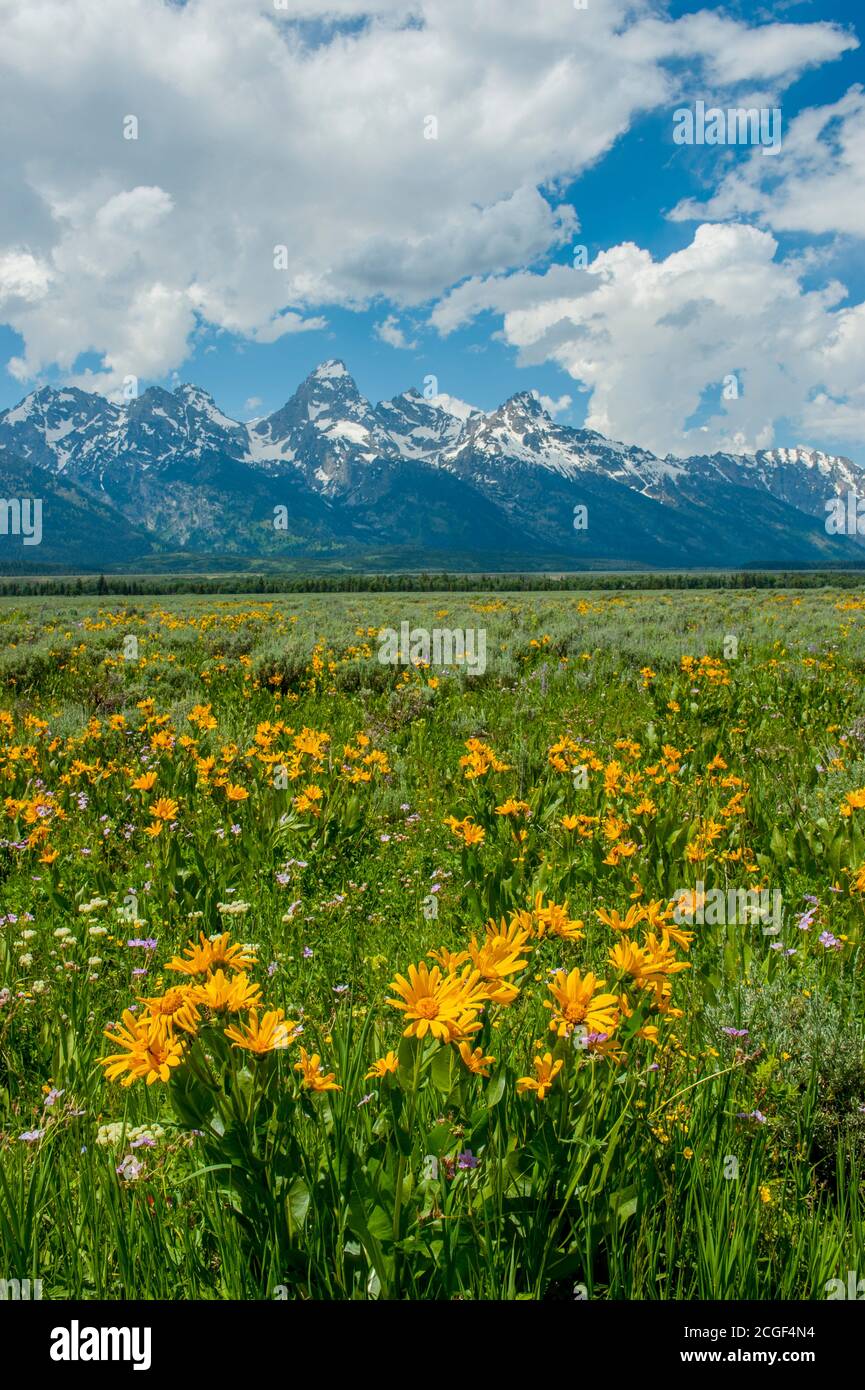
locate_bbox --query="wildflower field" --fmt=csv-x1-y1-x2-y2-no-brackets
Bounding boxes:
0,587,864,1301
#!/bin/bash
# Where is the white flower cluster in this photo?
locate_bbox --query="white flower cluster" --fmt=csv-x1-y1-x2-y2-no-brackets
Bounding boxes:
96,1122,165,1148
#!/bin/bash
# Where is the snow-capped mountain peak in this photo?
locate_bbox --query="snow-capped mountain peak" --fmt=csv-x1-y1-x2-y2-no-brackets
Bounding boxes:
245,362,386,490
375,387,481,460
310,359,350,382
759,444,857,479
506,389,550,420
0,385,121,473
1,363,863,536
173,382,239,428
444,391,579,478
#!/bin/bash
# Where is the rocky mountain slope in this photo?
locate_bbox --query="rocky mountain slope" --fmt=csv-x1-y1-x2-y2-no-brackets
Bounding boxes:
1,361,862,570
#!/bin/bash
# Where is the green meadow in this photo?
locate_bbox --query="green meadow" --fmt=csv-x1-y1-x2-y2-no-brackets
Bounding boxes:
0,588,863,1299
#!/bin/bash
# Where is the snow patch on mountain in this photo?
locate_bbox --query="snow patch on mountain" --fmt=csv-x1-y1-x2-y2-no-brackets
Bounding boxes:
1,365,862,528
311,360,349,381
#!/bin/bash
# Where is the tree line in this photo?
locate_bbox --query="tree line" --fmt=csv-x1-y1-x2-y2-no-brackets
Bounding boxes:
1,569,865,597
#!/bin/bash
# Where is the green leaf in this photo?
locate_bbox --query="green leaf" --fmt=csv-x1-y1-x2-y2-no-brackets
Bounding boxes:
609,1184,638,1226
397,1036,419,1088
286,1176,310,1231
430,1045,457,1094
769,826,787,863
485,1067,507,1108
425,1122,454,1157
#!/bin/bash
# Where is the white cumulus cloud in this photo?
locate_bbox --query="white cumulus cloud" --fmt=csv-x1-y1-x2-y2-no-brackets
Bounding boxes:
374,315,419,350
0,0,855,394
432,223,865,456
533,390,572,418
670,85,865,238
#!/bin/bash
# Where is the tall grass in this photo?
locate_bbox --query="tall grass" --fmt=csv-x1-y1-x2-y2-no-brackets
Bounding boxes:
0,589,863,1298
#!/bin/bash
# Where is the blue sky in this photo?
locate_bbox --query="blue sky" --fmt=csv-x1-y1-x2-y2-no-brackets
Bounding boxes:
0,0,863,461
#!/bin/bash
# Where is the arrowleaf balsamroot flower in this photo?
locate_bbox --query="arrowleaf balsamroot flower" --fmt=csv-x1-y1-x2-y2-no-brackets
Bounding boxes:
365,1050,400,1079
458,1042,496,1076
840,788,865,817
427,945,470,972
482,915,533,955
609,931,691,1004
544,968,619,1040
131,771,158,791
387,961,488,1043
517,1053,564,1101
166,931,257,976
141,986,201,1035
529,892,585,942
189,969,262,1014
641,898,677,929
443,815,485,846
224,1008,300,1053
595,904,645,934
294,1048,341,1092
608,936,654,984
465,921,531,1004
100,1010,185,1086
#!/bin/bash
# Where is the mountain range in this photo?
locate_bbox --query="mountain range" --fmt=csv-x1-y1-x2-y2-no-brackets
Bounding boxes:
1,359,863,571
